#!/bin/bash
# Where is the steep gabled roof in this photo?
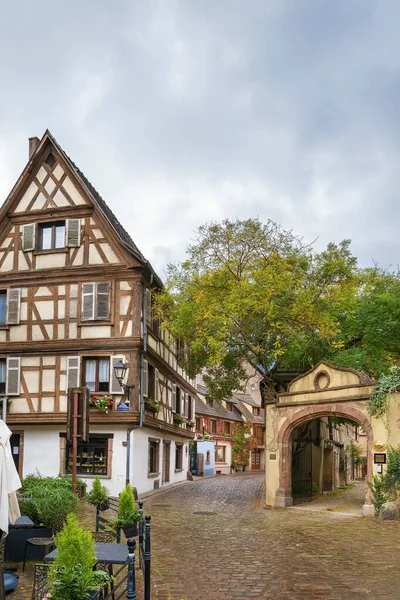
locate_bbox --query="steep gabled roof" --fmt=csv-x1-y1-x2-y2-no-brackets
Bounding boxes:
45,131,145,261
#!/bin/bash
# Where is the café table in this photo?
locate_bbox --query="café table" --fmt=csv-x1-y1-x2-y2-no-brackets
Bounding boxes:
44,542,128,565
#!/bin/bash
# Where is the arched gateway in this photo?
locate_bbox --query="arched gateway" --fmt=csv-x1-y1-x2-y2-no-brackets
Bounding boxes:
265,362,377,517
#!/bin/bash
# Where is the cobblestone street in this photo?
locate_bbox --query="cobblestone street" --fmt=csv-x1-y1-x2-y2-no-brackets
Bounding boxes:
144,473,400,600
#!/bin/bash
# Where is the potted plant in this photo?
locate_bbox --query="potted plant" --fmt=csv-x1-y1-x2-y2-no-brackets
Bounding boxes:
48,514,110,600
89,395,114,412
111,484,141,538
173,413,186,425
186,419,195,428
86,476,109,511
145,397,160,414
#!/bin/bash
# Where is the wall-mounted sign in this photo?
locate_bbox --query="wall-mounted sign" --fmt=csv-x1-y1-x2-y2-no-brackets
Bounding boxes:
116,401,130,412
374,453,386,464
269,453,277,460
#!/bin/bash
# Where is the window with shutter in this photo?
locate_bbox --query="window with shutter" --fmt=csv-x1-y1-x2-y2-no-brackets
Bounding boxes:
188,395,192,420
110,355,125,395
172,384,177,413
66,356,80,392
0,292,6,326
95,283,110,320
143,360,148,398
81,282,111,321
6,357,21,396
155,369,159,402
184,393,188,417
82,283,95,321
22,223,36,251
6,289,21,325
65,219,81,247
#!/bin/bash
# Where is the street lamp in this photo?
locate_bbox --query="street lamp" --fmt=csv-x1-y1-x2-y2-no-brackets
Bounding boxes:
113,360,135,398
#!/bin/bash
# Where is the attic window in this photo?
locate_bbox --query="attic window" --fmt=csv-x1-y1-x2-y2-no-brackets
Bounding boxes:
38,221,65,250
45,153,56,168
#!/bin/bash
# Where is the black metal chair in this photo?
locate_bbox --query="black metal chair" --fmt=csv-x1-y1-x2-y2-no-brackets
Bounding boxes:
92,531,115,600
22,536,54,572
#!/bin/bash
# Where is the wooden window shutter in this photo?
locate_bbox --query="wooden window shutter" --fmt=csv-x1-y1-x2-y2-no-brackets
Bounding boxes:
172,383,176,413
95,282,110,320
66,356,80,392
66,219,81,247
6,289,21,325
82,283,95,321
143,360,148,398
110,355,125,395
22,223,36,251
6,357,21,396
155,368,159,402
184,393,188,418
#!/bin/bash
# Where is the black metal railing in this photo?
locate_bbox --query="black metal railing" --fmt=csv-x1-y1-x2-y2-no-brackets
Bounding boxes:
138,501,151,600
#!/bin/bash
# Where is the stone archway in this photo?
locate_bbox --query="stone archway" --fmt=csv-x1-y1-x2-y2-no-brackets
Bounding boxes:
265,362,376,517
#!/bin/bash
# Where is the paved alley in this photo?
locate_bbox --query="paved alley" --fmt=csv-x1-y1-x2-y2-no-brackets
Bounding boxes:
143,473,400,600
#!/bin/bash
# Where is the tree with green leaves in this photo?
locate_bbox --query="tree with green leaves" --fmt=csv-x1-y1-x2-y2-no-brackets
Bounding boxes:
155,218,360,401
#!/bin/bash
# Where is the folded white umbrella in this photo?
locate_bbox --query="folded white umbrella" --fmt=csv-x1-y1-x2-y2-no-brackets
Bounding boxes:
0,420,21,534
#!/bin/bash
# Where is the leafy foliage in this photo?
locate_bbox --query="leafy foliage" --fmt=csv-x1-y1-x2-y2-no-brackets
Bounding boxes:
369,445,400,513
49,514,109,600
232,423,257,467
156,218,358,400
368,368,400,419
86,476,109,507
20,475,80,533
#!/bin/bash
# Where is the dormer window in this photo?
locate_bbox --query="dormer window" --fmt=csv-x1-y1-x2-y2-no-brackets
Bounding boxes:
38,221,66,250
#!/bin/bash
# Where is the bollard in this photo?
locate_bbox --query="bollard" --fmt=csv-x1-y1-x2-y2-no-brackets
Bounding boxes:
126,537,137,600
144,515,151,600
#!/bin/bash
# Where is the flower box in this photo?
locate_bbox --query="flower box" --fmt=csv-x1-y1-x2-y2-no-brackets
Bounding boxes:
89,395,113,412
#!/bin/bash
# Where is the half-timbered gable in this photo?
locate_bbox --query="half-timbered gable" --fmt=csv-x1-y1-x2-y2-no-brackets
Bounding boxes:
0,131,196,495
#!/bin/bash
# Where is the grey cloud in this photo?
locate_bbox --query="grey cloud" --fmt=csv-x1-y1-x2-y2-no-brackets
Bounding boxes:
0,1,399,275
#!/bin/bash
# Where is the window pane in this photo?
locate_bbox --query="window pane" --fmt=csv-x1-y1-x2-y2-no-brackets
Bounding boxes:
55,224,65,248
41,226,52,250
85,360,96,391
98,359,109,383
0,359,5,393
0,293,6,326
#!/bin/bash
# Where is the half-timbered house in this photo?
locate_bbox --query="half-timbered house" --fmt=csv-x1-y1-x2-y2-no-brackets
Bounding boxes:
0,131,196,495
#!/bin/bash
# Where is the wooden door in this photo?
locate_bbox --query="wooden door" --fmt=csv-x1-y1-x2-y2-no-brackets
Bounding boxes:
251,448,261,470
163,442,170,483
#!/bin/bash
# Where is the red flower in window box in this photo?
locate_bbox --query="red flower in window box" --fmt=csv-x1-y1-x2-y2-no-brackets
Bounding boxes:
89,395,113,412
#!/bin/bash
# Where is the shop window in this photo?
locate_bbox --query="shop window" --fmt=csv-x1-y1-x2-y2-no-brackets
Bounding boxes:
65,435,110,476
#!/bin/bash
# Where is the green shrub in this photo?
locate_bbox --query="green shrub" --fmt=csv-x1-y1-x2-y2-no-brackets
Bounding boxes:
49,514,109,600
368,445,400,513
86,476,108,507
111,484,140,532
17,498,41,525
20,475,80,533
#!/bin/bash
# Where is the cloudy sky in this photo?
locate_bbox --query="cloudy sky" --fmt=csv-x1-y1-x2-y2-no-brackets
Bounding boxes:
0,1,399,278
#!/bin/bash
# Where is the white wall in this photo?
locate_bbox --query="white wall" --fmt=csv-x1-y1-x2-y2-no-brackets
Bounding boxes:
21,424,128,497
130,427,189,495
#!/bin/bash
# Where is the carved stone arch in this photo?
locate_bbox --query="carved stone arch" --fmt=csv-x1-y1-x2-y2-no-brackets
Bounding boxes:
275,404,374,517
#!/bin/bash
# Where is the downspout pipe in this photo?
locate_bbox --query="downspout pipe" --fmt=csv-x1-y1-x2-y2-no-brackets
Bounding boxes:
140,273,153,427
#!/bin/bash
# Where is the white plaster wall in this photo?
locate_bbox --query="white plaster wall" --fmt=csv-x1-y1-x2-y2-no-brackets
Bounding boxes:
130,428,189,495
21,425,128,497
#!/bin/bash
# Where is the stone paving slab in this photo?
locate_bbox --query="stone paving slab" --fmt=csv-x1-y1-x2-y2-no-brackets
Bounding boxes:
9,474,400,600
